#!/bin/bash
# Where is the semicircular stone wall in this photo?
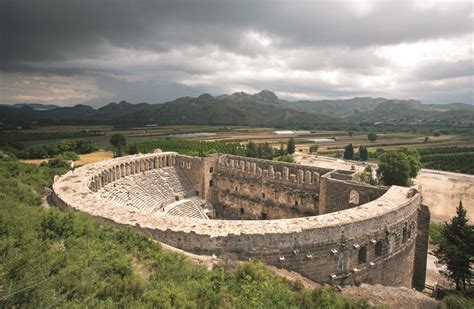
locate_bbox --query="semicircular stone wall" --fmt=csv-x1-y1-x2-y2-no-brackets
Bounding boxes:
52,152,429,289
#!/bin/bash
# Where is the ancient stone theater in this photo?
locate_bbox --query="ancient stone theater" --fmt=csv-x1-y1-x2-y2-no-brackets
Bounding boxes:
52,151,430,290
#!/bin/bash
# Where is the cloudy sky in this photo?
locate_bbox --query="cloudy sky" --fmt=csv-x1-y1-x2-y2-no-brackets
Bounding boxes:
0,0,472,106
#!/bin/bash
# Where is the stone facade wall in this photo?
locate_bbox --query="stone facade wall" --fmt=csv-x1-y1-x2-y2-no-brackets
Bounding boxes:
148,192,420,286
52,151,426,288
319,172,388,214
212,155,387,219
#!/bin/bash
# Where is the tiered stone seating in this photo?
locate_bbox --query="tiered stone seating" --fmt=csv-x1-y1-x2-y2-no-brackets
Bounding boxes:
97,167,196,213
163,198,209,220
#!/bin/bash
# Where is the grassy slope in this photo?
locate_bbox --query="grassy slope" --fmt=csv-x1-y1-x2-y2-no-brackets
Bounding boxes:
0,158,369,308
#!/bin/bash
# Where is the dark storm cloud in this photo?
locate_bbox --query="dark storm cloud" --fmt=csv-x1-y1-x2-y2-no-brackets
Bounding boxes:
2,0,472,65
0,0,472,105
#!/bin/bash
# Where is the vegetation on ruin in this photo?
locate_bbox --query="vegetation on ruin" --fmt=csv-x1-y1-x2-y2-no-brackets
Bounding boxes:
274,154,296,163
0,157,373,308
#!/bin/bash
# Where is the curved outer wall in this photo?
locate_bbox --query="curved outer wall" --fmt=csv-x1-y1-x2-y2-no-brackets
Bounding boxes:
52,152,428,288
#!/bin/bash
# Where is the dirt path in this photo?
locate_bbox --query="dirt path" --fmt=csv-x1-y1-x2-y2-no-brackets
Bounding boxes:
294,153,474,223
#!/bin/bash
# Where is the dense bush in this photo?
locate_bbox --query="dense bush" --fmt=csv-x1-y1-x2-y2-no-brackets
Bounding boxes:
274,155,295,163
2,140,98,159
1,159,372,307
56,151,80,161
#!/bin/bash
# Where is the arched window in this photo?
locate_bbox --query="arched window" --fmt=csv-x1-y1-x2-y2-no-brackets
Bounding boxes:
375,242,383,257
349,190,359,204
358,246,367,264
402,226,408,243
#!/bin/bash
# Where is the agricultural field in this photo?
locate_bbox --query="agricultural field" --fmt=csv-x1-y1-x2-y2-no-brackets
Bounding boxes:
2,124,473,174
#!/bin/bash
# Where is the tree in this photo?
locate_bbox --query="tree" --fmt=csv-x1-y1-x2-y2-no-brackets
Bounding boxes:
109,133,127,149
287,138,295,155
359,146,368,161
343,144,354,160
377,151,411,186
259,143,274,160
278,143,286,156
245,142,258,158
348,131,353,138
434,201,473,291
109,133,127,157
128,143,138,155
367,132,378,142
399,147,421,178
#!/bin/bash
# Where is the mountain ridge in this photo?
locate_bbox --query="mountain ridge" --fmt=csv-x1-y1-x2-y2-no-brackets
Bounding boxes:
1,90,472,127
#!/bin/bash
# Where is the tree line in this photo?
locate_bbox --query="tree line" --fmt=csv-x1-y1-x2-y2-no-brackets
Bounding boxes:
1,140,98,159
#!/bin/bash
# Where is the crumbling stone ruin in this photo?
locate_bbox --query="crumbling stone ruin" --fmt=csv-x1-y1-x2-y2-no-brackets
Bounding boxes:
52,152,429,290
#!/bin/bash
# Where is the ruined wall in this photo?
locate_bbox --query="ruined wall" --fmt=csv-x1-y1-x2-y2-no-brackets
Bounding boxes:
413,204,430,291
319,172,388,214
144,188,420,287
211,155,325,219
53,152,425,289
175,154,219,200
87,152,177,192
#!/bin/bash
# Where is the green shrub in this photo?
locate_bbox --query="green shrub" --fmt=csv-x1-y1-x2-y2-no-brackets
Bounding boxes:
441,293,474,309
57,151,79,161
275,155,295,163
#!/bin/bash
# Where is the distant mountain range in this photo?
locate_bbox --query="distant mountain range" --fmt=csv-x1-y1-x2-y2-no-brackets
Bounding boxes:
1,90,473,127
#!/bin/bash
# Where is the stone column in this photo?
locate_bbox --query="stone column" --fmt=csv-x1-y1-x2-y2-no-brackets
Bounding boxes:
269,165,275,178
297,170,304,183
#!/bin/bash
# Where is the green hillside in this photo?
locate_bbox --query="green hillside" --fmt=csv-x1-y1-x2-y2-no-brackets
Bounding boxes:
0,157,369,307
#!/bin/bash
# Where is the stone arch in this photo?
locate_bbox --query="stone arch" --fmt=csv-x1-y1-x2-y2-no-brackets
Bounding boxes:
358,246,367,264
349,190,360,204
375,241,383,257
